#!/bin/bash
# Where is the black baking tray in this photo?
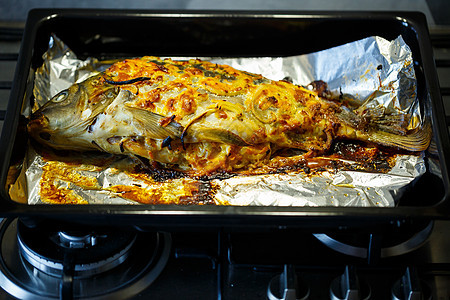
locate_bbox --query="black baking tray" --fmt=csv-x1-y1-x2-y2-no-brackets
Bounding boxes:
0,9,449,230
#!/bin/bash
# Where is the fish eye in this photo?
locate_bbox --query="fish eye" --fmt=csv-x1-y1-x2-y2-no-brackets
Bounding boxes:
39,132,51,141
52,90,68,103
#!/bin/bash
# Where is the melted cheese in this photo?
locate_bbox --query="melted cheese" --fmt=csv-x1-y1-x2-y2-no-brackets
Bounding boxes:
101,57,340,175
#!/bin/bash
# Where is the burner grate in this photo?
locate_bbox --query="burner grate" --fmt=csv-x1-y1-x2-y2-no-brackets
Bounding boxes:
0,24,22,135
430,27,450,128
0,219,172,299
17,220,138,278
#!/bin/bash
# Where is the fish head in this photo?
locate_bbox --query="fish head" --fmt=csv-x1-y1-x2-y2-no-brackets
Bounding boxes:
28,74,119,150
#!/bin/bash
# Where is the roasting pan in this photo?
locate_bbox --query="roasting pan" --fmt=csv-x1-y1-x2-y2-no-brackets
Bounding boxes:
0,9,448,230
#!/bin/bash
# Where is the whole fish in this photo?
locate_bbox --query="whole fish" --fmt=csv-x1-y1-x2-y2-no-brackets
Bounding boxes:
28,56,431,175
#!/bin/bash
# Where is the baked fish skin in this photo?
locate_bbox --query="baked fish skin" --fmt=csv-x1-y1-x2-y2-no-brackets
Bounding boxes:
28,74,119,151
28,56,431,175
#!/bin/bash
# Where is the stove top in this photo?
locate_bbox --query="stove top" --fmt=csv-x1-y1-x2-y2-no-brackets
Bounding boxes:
0,218,447,299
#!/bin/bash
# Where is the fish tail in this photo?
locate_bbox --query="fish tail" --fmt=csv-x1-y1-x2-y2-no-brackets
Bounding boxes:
336,107,432,152
367,119,432,151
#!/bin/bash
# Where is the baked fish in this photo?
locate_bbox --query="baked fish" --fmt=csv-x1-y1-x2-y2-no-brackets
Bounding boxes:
28,56,431,175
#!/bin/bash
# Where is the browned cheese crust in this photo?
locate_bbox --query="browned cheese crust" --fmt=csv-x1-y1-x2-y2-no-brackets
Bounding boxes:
103,57,347,175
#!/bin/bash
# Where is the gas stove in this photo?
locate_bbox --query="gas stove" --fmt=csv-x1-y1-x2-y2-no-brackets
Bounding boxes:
0,15,450,300
0,218,447,299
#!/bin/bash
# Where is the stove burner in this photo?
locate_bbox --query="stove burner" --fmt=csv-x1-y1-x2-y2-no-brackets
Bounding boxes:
0,219,172,299
313,221,433,259
17,220,137,278
58,231,102,248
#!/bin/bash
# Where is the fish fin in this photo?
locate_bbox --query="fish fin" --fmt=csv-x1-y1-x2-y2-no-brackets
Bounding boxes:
339,106,407,133
358,106,410,135
122,106,184,139
367,119,432,151
193,127,249,146
337,106,431,151
369,115,409,135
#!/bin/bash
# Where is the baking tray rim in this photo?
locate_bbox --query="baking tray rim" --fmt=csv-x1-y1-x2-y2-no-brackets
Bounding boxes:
0,9,449,224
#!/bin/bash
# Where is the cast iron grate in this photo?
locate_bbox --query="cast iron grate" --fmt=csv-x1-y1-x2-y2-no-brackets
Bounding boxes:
0,25,22,128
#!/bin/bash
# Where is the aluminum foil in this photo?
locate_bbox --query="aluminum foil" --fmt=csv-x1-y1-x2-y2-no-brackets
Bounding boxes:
20,34,427,207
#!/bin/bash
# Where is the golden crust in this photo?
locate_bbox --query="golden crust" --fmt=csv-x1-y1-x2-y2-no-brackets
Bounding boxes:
103,57,341,174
